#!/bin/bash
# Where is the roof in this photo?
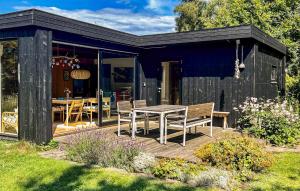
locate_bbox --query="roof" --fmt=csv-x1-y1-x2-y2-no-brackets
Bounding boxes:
0,9,286,54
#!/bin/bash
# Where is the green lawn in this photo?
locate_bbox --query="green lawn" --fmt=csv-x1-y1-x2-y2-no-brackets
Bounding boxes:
0,140,299,191
247,152,300,191
0,141,205,191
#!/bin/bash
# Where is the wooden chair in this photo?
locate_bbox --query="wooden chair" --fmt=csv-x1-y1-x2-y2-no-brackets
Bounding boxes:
52,106,65,122
83,98,98,123
166,102,214,146
65,99,85,125
1,112,18,134
102,97,111,119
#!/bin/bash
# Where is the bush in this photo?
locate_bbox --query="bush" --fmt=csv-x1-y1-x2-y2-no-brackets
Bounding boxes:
65,131,142,171
37,140,59,151
133,152,156,173
286,75,300,106
236,97,300,146
194,136,273,174
187,168,236,190
151,158,205,181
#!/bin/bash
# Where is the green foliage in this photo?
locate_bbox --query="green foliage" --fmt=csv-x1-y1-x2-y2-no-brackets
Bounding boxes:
65,132,142,171
286,74,300,106
151,158,205,180
237,97,300,146
175,0,300,75
133,152,156,173
194,136,273,178
243,112,300,146
37,140,59,151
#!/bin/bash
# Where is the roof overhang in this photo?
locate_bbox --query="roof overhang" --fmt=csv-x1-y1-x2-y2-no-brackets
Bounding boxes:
0,9,286,54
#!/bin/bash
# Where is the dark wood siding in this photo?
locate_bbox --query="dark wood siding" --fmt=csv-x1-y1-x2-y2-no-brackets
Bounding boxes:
139,40,256,126
19,29,52,144
254,43,285,99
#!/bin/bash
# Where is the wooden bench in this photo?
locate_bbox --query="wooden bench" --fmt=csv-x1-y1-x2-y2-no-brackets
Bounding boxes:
213,111,230,129
166,102,215,146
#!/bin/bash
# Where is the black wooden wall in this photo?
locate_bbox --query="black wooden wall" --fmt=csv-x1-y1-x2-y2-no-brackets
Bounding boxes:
254,43,285,99
139,39,285,126
19,29,52,144
0,28,52,143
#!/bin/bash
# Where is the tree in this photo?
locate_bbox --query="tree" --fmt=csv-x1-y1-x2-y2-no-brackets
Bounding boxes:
175,0,300,75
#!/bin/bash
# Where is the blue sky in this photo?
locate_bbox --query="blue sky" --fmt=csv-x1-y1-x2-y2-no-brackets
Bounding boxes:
0,0,181,35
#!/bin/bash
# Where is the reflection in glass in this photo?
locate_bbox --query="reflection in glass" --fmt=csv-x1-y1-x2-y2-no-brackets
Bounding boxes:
102,52,134,123
0,40,18,135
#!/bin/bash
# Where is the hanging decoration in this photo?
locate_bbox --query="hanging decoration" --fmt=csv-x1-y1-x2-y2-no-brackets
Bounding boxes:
234,40,240,79
52,56,80,69
239,45,245,69
71,69,91,80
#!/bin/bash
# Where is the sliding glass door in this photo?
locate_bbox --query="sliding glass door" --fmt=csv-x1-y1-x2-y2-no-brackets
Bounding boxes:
99,51,136,125
0,40,19,135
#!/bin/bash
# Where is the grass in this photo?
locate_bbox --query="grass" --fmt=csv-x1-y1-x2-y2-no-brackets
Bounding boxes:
247,152,300,191
0,140,206,191
0,140,299,191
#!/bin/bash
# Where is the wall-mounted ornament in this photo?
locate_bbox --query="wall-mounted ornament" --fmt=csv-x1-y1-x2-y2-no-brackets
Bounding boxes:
234,40,240,79
70,69,91,80
239,45,245,69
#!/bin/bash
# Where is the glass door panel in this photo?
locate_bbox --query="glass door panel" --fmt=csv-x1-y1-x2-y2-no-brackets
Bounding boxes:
0,40,18,135
99,51,135,125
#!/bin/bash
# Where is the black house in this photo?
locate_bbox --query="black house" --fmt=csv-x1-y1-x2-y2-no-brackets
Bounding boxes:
0,9,286,143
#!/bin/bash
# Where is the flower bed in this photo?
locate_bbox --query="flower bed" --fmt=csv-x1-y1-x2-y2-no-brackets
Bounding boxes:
236,97,300,146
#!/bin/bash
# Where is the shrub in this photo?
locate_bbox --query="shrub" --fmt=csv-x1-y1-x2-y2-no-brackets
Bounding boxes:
194,136,273,174
236,97,300,146
187,168,236,190
286,75,300,106
65,131,143,171
133,152,156,173
151,158,205,181
37,140,59,151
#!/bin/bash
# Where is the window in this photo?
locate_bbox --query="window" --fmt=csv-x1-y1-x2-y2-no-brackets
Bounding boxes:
0,40,18,135
271,65,277,81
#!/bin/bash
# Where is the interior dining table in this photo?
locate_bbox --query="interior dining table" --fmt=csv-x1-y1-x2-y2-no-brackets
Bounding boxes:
52,98,92,126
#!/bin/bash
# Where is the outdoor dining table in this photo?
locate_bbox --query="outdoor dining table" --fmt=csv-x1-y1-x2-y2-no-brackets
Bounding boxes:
132,105,187,144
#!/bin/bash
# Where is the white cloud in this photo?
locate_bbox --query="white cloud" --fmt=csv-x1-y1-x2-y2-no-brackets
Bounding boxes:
145,0,179,13
146,0,161,10
13,6,176,35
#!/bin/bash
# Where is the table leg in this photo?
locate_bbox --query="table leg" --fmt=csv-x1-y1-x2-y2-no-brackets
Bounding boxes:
132,111,136,140
66,103,69,127
160,113,164,144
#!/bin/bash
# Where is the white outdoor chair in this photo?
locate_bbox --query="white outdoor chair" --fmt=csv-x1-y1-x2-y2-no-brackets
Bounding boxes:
117,101,145,136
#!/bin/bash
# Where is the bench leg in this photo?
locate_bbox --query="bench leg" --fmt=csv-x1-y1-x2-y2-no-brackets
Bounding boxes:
210,122,213,137
195,126,197,134
223,116,228,129
183,127,186,147
117,114,121,136
164,118,168,144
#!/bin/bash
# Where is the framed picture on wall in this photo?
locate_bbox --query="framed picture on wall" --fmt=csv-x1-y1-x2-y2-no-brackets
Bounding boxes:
63,70,70,81
113,67,133,83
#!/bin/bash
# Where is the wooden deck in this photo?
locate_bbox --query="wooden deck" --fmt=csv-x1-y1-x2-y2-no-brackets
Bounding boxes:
55,122,237,162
